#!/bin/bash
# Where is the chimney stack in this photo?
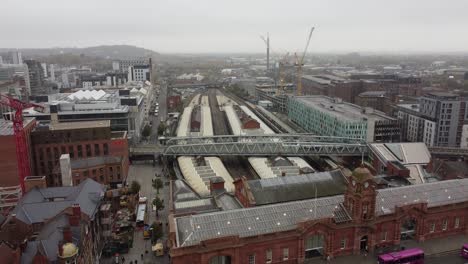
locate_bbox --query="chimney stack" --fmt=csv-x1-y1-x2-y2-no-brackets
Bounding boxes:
24,176,47,193
63,227,72,243
60,154,72,187
69,204,81,226
209,177,225,195
58,241,64,257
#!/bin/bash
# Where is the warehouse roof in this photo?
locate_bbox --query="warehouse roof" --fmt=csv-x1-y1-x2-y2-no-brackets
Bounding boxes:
175,178,468,247
0,118,35,136
369,143,431,165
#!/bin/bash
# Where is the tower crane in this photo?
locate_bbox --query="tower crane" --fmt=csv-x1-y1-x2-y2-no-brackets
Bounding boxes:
295,27,315,96
260,34,290,95
0,95,44,193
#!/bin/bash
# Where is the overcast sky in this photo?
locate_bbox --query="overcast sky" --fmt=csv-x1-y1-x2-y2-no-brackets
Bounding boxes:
2,0,468,53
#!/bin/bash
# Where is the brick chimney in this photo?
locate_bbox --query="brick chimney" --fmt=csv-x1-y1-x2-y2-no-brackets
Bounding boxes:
63,227,72,243
59,241,63,256
69,204,81,226
209,177,225,195
24,176,47,193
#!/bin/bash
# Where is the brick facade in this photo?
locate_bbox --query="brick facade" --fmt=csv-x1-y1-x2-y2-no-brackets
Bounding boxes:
170,169,468,264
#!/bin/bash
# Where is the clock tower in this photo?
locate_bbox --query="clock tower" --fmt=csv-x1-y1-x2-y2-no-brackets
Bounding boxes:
344,165,377,223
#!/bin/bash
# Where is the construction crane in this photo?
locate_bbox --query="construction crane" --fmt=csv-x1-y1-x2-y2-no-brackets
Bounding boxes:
0,95,44,193
295,27,315,96
260,33,270,72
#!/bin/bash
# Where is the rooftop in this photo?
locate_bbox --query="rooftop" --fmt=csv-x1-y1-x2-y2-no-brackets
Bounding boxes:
293,96,395,122
0,118,35,136
70,156,122,169
246,170,347,206
359,91,388,97
369,142,431,165
175,178,468,247
11,178,105,225
42,120,110,131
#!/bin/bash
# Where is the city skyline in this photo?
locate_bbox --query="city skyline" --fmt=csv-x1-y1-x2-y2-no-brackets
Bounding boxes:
2,0,468,53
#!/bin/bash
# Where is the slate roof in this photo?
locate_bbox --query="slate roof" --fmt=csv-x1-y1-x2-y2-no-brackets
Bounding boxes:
12,179,105,225
247,170,347,205
175,178,468,247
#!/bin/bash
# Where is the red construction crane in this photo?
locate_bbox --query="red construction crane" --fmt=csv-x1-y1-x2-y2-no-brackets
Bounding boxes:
0,95,44,193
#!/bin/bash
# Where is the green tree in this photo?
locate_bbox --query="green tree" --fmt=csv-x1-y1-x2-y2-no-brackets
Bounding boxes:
150,221,163,242
157,122,166,136
142,125,152,138
130,180,141,194
152,178,164,194
152,196,165,217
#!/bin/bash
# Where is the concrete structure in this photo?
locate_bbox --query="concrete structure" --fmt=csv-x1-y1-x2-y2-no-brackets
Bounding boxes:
0,179,105,263
24,60,45,96
128,65,151,82
113,58,150,72
169,167,468,263
0,118,36,214
396,92,468,147
288,96,401,142
355,91,392,114
59,154,72,186
31,120,129,187
368,143,432,185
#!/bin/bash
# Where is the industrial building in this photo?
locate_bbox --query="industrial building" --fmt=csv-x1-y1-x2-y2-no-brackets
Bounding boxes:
288,96,401,142
31,119,129,187
169,167,468,263
397,92,468,148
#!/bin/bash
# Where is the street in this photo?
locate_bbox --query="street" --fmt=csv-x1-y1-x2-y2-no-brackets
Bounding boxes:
150,82,168,143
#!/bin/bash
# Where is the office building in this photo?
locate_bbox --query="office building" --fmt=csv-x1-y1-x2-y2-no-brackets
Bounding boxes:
31,119,129,186
113,58,150,72
396,92,468,147
288,96,401,142
169,167,468,263
24,60,45,95
128,65,151,82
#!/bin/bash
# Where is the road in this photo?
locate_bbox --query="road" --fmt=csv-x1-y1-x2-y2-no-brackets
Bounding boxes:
149,82,168,143
101,164,171,264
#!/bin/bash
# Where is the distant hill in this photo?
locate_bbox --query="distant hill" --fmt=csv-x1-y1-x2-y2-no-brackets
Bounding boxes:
0,45,159,60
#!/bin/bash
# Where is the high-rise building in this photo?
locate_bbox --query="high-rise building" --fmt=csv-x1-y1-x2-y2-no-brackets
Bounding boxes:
397,92,468,147
24,59,45,95
128,65,151,82
10,51,22,64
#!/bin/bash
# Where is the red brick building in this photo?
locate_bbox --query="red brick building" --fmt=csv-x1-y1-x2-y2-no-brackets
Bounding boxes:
168,95,182,110
31,120,129,186
68,156,127,186
0,118,36,214
169,167,468,264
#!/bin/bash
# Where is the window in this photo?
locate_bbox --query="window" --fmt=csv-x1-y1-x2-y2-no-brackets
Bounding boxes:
103,143,109,155
68,146,74,158
83,171,88,177
442,219,447,231
248,254,255,264
382,231,387,241
100,175,104,182
455,218,460,228
61,146,66,154
77,145,83,158
340,238,347,249
430,222,435,233
94,144,100,156
266,249,272,263
283,248,289,260
86,144,91,157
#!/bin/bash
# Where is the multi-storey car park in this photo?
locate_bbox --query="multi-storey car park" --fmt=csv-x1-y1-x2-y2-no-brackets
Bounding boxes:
176,94,234,196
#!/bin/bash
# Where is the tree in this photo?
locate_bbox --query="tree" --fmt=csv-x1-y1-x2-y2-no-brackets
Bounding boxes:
152,196,165,217
142,125,152,138
157,122,166,136
150,221,163,242
152,178,164,194
130,180,141,194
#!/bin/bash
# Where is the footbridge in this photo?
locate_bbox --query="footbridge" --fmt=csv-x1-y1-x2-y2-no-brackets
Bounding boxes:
163,134,368,156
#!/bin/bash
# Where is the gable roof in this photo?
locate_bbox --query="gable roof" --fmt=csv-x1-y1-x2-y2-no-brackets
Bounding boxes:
12,179,105,225
247,170,347,205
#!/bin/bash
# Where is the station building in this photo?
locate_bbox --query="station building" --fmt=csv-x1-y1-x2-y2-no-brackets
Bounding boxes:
169,166,468,264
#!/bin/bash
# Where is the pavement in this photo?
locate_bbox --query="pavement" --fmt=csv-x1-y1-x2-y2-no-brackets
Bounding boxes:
311,234,467,264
